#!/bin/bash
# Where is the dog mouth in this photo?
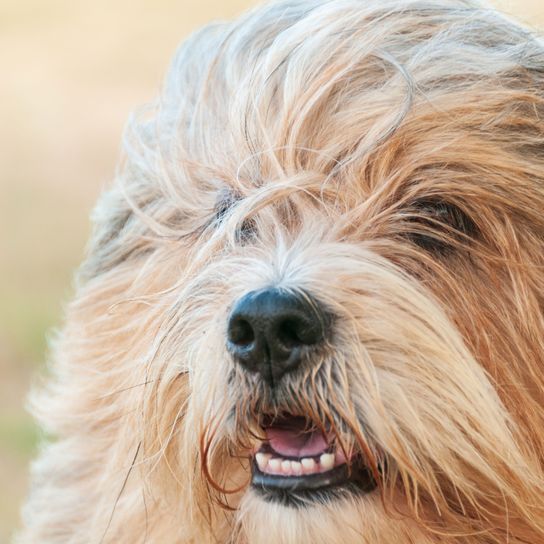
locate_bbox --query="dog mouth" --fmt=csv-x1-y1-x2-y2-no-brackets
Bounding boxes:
251,414,377,506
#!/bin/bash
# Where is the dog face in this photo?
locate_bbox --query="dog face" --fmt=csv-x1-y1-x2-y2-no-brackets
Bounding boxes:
21,1,544,543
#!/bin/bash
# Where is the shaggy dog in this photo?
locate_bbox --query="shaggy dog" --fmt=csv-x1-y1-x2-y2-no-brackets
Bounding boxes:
19,0,544,542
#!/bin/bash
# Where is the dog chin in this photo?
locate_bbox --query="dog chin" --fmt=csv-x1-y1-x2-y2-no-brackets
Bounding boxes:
239,489,436,544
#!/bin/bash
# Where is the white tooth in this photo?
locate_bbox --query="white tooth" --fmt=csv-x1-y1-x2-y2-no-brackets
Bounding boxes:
291,461,302,475
256,453,271,471
269,458,282,473
301,458,316,473
281,459,292,475
320,453,335,471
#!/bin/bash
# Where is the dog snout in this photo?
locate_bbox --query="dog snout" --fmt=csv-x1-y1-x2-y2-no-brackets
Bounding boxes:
227,288,328,385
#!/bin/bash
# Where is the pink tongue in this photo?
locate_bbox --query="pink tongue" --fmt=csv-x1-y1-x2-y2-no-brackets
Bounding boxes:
266,426,329,458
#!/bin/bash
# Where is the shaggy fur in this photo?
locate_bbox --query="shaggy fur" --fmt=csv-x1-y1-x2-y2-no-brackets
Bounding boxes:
19,0,544,542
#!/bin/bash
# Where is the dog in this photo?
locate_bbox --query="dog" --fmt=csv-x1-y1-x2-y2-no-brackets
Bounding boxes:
19,0,544,542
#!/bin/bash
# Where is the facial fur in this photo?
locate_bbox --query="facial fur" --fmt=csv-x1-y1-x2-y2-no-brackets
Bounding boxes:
19,1,544,543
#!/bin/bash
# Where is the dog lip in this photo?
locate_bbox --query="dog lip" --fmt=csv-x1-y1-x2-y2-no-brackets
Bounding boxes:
252,459,351,491
251,457,377,502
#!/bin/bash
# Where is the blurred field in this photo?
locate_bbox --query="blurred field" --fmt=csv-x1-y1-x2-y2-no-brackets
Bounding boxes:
0,0,542,540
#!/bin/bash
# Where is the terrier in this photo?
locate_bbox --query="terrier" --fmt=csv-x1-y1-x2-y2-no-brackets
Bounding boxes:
19,1,544,542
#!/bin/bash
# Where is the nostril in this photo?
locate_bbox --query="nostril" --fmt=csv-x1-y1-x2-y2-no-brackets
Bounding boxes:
277,319,300,349
228,318,255,346
277,318,315,348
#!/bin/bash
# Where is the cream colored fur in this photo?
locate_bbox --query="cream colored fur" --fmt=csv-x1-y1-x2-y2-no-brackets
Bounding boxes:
19,0,544,542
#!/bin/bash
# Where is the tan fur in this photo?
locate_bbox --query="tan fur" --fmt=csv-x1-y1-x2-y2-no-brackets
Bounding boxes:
18,0,544,542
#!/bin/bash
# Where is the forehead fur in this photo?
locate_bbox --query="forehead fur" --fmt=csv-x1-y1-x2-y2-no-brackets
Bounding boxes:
86,0,544,281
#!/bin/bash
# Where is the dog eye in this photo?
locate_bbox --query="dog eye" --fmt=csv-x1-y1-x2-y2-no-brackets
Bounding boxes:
214,192,256,242
405,199,478,253
214,192,236,223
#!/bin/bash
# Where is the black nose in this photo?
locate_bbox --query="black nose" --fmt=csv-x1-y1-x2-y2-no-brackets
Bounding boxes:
227,288,328,385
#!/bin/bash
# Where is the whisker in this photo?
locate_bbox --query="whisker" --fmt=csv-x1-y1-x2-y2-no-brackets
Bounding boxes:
99,380,156,399
100,441,142,544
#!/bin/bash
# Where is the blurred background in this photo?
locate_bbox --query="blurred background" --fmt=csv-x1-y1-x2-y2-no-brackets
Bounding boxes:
1,0,542,540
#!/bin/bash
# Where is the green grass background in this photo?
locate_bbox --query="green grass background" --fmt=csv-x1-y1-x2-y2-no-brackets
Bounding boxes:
1,0,542,540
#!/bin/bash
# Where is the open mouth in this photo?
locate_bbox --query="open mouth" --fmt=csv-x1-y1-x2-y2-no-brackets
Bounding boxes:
251,415,377,506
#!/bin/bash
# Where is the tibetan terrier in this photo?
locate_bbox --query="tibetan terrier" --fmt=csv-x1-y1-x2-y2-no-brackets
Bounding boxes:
20,0,544,542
